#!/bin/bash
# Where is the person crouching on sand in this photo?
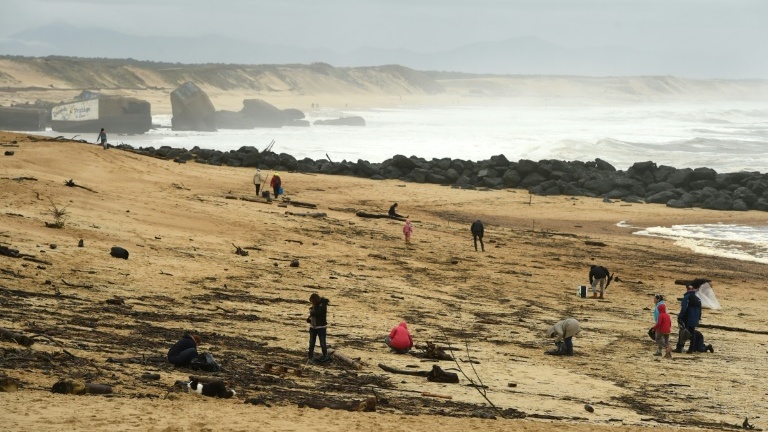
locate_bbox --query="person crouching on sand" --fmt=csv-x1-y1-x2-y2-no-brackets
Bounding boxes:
403,219,413,244
545,318,581,356
385,321,413,354
167,333,201,366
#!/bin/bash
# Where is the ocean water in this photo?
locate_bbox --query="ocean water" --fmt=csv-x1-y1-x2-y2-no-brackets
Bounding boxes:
27,101,768,262
627,223,768,265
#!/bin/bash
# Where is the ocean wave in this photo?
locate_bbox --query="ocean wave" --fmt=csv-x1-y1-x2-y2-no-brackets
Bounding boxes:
633,224,768,264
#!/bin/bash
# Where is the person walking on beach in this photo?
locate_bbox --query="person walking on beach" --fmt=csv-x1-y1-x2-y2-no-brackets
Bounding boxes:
471,220,485,252
545,318,581,356
652,303,673,358
96,128,107,149
674,285,702,353
588,264,611,299
270,172,282,199
167,333,201,366
403,219,413,244
389,203,407,218
307,293,330,364
385,321,414,354
253,169,263,197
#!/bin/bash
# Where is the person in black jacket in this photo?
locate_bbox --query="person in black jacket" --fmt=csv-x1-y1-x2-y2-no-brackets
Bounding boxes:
388,203,407,218
167,333,201,366
307,293,330,364
470,220,485,251
588,265,611,299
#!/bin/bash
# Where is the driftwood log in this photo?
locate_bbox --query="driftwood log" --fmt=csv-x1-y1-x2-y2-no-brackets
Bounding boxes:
584,240,607,247
299,397,376,412
698,323,768,335
379,363,429,376
51,380,113,395
674,278,711,287
355,211,405,221
332,351,363,370
285,211,326,218
64,179,98,193
287,200,318,209
0,327,34,347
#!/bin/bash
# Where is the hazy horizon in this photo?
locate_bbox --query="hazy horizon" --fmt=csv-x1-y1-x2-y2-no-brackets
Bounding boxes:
1,0,767,78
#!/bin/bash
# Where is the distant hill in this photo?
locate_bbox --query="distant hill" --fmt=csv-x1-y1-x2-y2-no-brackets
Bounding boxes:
1,56,767,108
2,23,767,79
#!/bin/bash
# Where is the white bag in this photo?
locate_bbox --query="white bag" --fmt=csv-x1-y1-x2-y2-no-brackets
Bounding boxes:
696,282,721,310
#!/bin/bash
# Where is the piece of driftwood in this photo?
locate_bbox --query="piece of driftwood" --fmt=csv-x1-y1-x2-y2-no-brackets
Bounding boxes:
299,397,376,412
64,179,98,193
421,392,453,399
378,363,430,377
0,328,35,347
0,246,20,257
51,380,113,395
584,240,607,247
285,211,326,218
262,363,303,376
333,351,363,370
232,243,249,256
423,341,454,360
22,256,52,265
427,365,459,383
355,211,405,221
61,279,93,289
698,323,768,335
287,200,318,209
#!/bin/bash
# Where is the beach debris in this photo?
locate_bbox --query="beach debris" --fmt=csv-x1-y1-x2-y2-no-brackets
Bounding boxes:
78,239,84,247
105,298,126,306
232,243,249,256
64,179,98,193
472,410,497,419
584,404,595,413
743,417,756,430
355,211,406,221
49,244,57,249
378,363,458,383
282,198,317,209
0,327,35,347
285,211,326,218
290,259,299,267
51,380,113,395
4,151,14,156
110,246,129,259
584,240,607,247
298,397,376,412
332,351,363,370
0,377,20,392
141,373,161,380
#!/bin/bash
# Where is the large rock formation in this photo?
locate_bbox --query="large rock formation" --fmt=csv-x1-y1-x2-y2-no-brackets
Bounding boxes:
214,99,307,129
313,116,366,126
50,95,151,134
0,107,47,131
170,82,216,132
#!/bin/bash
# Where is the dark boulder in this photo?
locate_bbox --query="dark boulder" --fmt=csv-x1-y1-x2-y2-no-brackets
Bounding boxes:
502,169,521,187
666,168,693,187
314,116,366,126
595,158,616,172
171,82,216,131
646,190,679,204
519,172,548,188
691,167,717,181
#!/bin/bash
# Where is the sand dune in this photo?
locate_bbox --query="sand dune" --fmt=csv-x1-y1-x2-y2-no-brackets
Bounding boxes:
2,132,768,431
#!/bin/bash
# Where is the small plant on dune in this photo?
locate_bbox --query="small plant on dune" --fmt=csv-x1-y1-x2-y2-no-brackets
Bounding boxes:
45,199,69,229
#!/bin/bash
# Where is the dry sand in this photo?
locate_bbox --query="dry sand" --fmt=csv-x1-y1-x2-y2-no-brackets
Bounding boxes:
2,132,768,431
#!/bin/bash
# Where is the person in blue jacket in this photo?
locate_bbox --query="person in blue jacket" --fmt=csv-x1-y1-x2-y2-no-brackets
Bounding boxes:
674,285,702,353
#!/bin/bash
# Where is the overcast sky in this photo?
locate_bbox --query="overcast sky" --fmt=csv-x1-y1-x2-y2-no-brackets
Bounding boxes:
2,0,766,54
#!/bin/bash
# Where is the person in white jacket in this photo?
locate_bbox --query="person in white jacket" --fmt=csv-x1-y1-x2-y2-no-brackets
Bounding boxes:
546,318,581,355
253,169,263,197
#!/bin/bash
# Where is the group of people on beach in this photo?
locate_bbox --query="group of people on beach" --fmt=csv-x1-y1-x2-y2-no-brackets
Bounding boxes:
546,273,716,358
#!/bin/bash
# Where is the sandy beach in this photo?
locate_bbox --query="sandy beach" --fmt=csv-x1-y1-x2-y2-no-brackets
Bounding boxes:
2,130,768,431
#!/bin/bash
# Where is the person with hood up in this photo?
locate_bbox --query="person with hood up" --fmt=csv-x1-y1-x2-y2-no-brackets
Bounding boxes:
652,303,673,358
402,219,413,244
167,333,202,366
253,169,263,197
471,220,485,252
674,285,702,353
385,321,413,354
270,172,282,199
545,318,581,355
307,293,330,364
647,293,666,341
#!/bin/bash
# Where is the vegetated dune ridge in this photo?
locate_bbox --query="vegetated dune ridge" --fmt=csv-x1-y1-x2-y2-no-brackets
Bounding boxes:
2,131,768,432
1,56,768,114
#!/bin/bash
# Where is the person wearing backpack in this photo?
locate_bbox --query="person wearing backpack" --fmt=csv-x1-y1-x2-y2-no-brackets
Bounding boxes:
270,172,282,199
674,285,702,353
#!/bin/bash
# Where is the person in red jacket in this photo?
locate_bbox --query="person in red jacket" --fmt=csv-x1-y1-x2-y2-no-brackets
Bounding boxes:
385,321,413,354
652,303,673,358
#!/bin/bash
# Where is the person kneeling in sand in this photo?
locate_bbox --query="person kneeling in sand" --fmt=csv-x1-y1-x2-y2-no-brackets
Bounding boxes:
167,333,201,366
545,318,581,356
385,321,413,354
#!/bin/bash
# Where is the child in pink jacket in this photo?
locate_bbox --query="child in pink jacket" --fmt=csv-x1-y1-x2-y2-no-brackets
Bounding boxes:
403,219,413,244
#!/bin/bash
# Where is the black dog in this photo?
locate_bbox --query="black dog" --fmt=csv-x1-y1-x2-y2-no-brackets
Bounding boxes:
187,380,236,398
